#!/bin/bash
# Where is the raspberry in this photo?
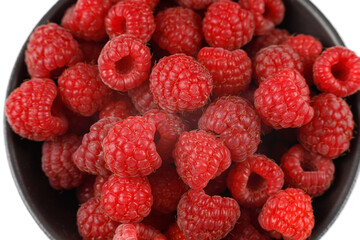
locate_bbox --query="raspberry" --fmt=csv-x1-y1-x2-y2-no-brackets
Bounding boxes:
148,165,189,214
58,63,112,117
281,144,335,197
283,34,323,85
166,223,186,240
313,46,360,97
78,40,104,64
101,174,153,223
98,34,152,91
61,0,112,41
258,188,315,240
297,93,354,159
141,211,175,232
227,154,284,207
103,116,162,177
73,117,121,176
197,47,252,98
76,175,96,204
77,197,119,240
153,7,203,57
99,93,138,119
41,134,84,190
128,80,160,114
113,224,137,240
177,189,240,240
25,23,79,78
93,175,108,197
5,78,68,141
202,0,255,50
149,54,212,113
105,0,155,42
254,68,314,129
178,105,207,130
143,109,187,162
176,0,217,10
113,223,166,240
111,0,160,10
62,106,98,136
244,28,290,59
174,130,231,189
198,96,261,162
253,45,303,84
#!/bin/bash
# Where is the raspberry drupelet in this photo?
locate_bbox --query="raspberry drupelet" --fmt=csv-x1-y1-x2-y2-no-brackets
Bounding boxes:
5,78,68,141
98,34,152,91
111,0,160,10
166,222,186,240
149,54,212,113
128,80,160,114
98,93,138,120
113,223,167,240
202,0,255,50
176,0,217,10
76,175,96,204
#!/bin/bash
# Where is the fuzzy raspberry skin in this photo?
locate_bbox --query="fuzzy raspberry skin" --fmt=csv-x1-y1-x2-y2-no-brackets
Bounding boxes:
174,130,231,189
113,224,137,240
94,175,108,197
166,222,186,240
99,93,137,120
98,34,152,91
198,47,252,98
298,93,354,159
128,80,160,114
281,144,335,197
198,96,261,162
148,165,189,214
227,154,284,208
143,109,187,162
254,45,303,84
5,78,68,141
105,0,155,42
150,54,212,113
58,63,112,117
103,116,162,177
203,0,255,50
101,174,153,223
25,23,79,78
77,197,119,240
254,68,314,129
41,134,84,190
61,0,112,41
313,46,360,97
111,0,160,10
77,175,96,204
258,188,314,240
177,189,240,240
176,0,217,10
73,117,121,176
153,7,203,57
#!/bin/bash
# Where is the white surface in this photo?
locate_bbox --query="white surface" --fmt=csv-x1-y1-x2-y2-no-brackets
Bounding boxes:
0,1,359,239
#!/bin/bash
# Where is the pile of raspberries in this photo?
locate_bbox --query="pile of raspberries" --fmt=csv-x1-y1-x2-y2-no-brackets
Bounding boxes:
5,0,360,239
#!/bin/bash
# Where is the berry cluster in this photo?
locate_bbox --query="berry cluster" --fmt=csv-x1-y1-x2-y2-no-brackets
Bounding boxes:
5,0,360,239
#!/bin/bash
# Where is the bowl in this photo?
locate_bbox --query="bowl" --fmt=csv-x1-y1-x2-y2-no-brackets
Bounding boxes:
4,0,360,239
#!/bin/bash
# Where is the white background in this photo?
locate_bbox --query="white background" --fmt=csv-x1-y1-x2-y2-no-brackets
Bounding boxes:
0,1,359,239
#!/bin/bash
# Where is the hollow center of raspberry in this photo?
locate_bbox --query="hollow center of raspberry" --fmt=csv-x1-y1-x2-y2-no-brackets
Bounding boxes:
247,172,266,192
331,62,348,81
300,161,317,172
114,17,127,35
115,55,135,75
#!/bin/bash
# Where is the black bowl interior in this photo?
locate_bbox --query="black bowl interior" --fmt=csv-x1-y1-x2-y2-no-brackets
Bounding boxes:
4,0,360,239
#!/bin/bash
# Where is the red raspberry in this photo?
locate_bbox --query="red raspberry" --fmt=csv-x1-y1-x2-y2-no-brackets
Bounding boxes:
73,117,121,176
98,34,152,91
149,54,212,113
178,104,207,130
63,0,112,41
254,45,303,84
202,0,255,50
197,47,252,98
99,93,138,119
5,78,68,141
313,46,360,97
244,28,290,59
113,224,137,240
174,130,231,189
101,174,153,223
105,0,155,42
176,0,217,10
258,188,315,240
41,134,84,190
78,40,104,64
177,189,240,240
77,197,119,240
143,109,187,162
166,222,186,240
148,165,189,214
153,7,203,57
94,175,108,197
25,23,79,78
103,116,162,177
113,223,166,240
297,93,354,159
76,175,96,204
128,80,160,114
111,0,160,10
227,154,284,208
198,96,261,162
254,68,314,129
58,63,112,117
281,144,335,197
